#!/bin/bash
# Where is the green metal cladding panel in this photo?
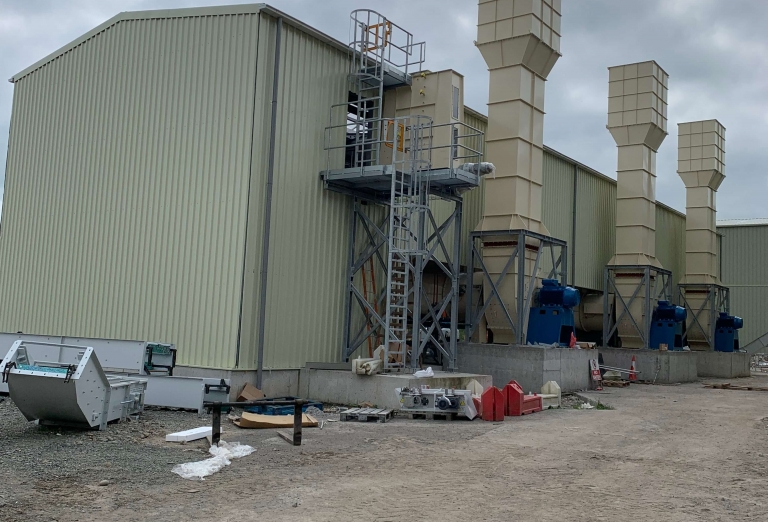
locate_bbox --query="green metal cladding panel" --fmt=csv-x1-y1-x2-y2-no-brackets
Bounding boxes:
541,153,575,282
718,225,768,346
0,13,263,369
655,205,686,297
243,19,353,370
573,169,616,290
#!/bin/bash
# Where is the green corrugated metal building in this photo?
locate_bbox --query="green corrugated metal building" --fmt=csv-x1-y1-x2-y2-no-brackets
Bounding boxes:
717,220,768,349
7,4,761,386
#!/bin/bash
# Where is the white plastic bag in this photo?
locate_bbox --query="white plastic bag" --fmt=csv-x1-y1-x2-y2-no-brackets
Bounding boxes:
414,367,434,378
172,441,255,480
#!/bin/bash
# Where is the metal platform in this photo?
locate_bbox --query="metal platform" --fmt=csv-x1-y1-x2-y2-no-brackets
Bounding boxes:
321,165,479,201
360,62,411,88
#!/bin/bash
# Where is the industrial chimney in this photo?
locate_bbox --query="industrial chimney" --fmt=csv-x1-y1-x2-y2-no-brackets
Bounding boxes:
606,61,668,348
475,0,562,343
677,120,726,350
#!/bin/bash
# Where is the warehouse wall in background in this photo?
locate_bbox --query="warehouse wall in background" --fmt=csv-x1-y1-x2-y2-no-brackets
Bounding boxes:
718,224,768,346
0,10,265,369
541,152,576,283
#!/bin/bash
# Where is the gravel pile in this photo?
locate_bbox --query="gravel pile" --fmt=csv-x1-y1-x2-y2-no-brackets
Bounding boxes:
0,397,212,486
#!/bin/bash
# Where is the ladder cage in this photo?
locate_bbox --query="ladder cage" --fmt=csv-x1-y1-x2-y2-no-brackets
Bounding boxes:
383,115,434,370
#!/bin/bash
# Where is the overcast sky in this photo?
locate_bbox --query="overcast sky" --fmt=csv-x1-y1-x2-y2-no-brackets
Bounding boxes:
1,0,766,219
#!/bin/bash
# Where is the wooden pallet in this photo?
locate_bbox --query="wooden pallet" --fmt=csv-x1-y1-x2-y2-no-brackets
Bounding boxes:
703,383,768,392
340,407,393,423
602,380,630,387
402,411,457,421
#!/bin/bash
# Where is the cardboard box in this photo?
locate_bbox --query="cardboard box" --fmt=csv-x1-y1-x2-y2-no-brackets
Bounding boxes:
234,412,318,429
237,383,264,402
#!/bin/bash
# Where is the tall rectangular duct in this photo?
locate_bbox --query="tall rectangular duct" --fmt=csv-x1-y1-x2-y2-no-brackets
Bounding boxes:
475,0,561,343
678,120,726,350
678,120,725,284
606,61,668,348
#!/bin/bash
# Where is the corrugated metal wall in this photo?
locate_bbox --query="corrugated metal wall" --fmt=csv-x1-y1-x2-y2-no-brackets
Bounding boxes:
572,168,616,290
241,17,353,370
718,225,768,346
0,13,262,369
541,153,575,282
655,204,686,297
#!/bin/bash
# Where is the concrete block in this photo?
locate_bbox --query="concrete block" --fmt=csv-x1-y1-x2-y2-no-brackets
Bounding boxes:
696,352,751,378
598,348,698,384
457,343,596,393
541,381,561,409
302,370,493,411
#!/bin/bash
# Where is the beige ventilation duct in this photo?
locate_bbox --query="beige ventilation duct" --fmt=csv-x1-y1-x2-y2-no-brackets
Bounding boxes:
678,119,726,350
474,0,561,343
606,61,668,348
678,120,725,284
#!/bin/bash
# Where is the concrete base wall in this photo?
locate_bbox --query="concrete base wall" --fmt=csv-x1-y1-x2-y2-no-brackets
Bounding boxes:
175,365,493,410
301,370,493,410
598,348,698,384
457,343,596,393
696,352,751,378
174,366,300,399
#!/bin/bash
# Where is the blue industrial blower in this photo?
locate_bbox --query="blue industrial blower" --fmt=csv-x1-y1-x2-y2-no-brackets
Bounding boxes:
714,312,743,352
527,279,580,346
649,300,686,350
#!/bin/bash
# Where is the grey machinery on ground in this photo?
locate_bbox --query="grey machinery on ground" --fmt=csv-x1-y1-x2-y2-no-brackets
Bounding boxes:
1,340,147,430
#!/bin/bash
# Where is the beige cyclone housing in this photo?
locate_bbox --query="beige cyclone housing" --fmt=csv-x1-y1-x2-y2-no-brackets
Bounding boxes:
381,70,464,170
606,61,669,348
678,120,726,350
475,0,562,343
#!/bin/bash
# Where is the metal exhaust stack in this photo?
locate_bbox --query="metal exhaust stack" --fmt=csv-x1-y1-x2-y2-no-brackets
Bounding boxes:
677,120,727,350
606,61,669,348
475,0,562,343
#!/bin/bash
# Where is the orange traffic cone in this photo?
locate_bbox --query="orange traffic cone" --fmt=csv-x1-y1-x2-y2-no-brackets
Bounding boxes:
629,355,637,382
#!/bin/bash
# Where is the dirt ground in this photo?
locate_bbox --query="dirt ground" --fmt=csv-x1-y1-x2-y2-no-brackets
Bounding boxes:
1,375,767,522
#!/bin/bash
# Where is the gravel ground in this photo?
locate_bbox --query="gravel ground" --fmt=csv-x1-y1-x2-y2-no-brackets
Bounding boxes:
1,376,767,521
0,399,206,486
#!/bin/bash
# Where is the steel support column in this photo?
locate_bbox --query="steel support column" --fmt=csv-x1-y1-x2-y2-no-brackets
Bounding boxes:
341,197,464,370
465,229,568,345
602,265,673,349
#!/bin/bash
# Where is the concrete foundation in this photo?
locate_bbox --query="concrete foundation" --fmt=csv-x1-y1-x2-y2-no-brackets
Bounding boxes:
457,343,596,393
696,352,751,378
300,370,492,411
598,348,698,384
174,366,300,399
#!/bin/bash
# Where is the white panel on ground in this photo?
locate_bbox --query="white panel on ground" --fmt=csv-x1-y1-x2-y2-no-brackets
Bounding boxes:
166,426,212,442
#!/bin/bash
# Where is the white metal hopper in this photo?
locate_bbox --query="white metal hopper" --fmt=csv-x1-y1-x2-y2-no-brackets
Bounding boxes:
0,340,147,430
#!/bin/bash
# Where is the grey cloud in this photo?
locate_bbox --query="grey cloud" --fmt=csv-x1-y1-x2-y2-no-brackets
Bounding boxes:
1,0,766,219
